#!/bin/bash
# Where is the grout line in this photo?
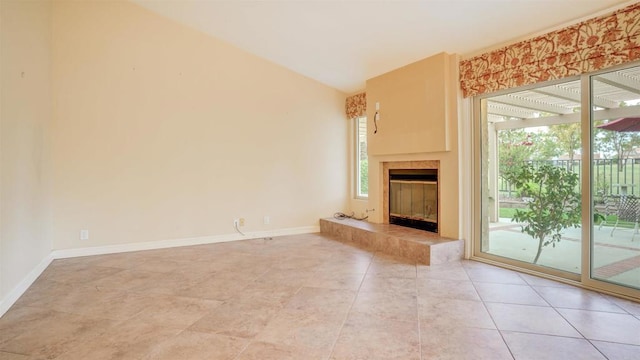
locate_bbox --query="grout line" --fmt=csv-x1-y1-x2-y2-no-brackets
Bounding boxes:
463,263,516,360
522,274,595,350
525,275,554,309
600,294,637,316
324,250,376,360
552,307,592,345
584,338,611,360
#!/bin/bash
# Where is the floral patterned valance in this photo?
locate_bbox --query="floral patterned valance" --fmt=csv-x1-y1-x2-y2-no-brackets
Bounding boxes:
345,92,366,119
460,2,640,98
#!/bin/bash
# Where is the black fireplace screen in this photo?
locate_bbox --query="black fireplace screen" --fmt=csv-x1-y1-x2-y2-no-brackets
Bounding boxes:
389,169,438,233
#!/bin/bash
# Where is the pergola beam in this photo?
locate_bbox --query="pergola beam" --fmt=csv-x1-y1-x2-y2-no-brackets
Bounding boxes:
487,104,531,119
594,72,640,97
494,104,640,131
490,94,574,115
532,86,619,109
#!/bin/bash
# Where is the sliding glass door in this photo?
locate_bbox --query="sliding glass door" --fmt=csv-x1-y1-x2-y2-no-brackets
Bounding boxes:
476,62,640,297
590,66,640,291
478,78,583,278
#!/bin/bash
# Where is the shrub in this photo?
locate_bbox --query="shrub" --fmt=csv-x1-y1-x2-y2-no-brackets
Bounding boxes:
503,163,581,264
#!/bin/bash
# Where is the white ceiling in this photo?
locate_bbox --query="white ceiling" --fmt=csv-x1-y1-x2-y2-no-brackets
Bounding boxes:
133,0,634,94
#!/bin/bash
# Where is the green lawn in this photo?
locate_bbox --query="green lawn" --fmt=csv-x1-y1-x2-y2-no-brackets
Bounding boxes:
499,208,518,219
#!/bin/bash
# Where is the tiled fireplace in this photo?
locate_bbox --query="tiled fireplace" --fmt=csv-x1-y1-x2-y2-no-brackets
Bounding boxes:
321,158,462,265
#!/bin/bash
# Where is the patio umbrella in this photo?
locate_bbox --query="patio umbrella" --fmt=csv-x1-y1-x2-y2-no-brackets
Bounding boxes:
596,117,640,132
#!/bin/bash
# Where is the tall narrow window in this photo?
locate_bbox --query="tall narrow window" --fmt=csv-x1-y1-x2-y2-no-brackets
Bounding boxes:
356,116,368,198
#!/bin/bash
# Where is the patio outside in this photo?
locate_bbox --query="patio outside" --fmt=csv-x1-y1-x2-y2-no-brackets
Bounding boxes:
489,218,640,289
487,143,640,291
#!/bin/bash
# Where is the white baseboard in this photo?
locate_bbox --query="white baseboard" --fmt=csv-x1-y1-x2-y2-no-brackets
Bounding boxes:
51,226,319,259
0,225,319,317
0,253,55,316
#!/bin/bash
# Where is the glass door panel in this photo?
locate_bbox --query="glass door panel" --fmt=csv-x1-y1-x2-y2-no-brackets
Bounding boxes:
479,79,583,275
591,66,640,290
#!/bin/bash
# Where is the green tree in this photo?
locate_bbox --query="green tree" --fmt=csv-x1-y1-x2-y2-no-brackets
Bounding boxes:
528,131,559,161
498,129,535,176
503,163,581,264
549,123,581,164
594,128,640,171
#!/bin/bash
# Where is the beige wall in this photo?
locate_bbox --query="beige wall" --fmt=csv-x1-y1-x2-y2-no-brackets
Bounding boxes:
1,0,53,301
366,53,452,156
363,53,461,239
50,1,348,250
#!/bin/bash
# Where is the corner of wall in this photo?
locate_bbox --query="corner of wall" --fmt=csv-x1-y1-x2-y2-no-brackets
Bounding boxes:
0,254,54,317
0,0,54,314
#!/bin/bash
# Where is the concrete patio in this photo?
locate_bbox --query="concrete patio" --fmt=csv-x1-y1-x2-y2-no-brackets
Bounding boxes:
488,219,640,289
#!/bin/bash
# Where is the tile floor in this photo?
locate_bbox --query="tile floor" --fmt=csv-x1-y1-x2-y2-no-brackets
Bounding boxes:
1,233,639,360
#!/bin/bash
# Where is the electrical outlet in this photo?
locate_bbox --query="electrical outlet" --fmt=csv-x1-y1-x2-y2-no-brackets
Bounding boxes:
239,218,245,226
233,219,239,227
263,216,270,225
80,229,89,241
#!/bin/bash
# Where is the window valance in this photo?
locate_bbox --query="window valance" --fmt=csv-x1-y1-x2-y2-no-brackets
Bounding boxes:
345,92,366,119
460,2,640,98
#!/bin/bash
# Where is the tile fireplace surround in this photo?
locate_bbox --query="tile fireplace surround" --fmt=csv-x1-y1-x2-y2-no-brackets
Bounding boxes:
382,160,440,232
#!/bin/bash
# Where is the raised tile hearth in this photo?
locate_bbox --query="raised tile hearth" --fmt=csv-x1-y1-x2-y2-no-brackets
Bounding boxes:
320,218,463,265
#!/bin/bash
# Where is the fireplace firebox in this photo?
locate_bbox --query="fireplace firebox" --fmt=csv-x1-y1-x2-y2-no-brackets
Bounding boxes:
389,169,438,233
